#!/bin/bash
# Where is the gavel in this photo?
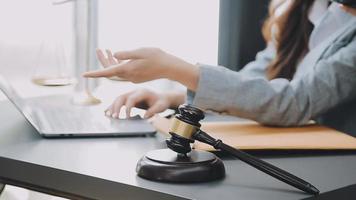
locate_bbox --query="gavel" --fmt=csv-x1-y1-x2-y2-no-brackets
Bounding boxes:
137,104,319,195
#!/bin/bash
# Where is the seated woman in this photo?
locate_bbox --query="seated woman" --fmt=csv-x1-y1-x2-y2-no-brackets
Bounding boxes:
84,1,356,135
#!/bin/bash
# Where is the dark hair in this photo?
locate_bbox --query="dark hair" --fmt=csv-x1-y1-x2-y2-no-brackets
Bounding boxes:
262,0,315,80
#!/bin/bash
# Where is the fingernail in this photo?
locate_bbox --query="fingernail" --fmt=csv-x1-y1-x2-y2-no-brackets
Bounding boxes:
112,113,118,118
105,110,111,116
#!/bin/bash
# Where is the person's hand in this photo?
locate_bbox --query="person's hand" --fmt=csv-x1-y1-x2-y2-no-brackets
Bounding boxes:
83,48,199,91
105,89,185,119
340,4,356,16
97,49,119,67
96,49,125,81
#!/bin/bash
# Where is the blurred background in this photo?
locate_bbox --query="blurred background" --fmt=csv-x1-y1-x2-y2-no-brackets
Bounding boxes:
0,0,219,101
0,0,268,198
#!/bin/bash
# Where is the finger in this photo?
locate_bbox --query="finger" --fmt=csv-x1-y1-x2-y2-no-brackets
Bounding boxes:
83,66,120,78
114,49,145,60
144,101,166,119
106,49,117,65
125,93,147,118
96,49,110,67
105,104,113,117
112,96,127,118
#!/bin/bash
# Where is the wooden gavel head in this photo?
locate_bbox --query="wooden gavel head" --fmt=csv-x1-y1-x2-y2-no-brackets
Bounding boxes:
137,104,225,183
166,104,205,155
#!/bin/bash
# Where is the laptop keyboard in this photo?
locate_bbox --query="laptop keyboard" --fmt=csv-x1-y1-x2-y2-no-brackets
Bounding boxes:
35,107,109,132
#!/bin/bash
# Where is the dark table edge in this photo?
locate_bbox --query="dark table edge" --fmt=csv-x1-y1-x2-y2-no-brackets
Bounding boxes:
0,156,189,200
0,183,4,195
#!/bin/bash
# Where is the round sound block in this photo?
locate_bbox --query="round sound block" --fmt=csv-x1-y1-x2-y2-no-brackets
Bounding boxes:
136,149,225,183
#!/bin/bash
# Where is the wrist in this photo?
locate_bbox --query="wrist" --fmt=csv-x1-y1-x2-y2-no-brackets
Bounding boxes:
166,59,199,91
177,62,199,91
159,50,199,91
164,91,186,108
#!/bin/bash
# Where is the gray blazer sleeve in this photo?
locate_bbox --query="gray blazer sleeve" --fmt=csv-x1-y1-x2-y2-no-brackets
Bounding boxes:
238,42,275,79
187,43,275,103
188,38,356,126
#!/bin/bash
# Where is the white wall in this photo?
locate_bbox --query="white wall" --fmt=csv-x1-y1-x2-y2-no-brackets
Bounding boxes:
0,0,73,80
98,0,219,65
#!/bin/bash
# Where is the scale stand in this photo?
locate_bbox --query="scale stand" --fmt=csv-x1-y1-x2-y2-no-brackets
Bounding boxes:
71,0,101,106
72,88,101,106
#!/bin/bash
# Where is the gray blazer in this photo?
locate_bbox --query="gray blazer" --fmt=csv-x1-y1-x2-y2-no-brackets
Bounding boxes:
188,11,356,136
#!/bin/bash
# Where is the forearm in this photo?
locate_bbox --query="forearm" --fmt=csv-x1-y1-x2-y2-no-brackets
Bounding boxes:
164,42,275,91
162,53,199,91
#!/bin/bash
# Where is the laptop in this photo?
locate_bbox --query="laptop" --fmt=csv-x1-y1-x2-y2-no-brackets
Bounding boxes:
0,76,156,137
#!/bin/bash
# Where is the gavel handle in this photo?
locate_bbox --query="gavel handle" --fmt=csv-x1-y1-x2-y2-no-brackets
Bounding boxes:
193,130,319,195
